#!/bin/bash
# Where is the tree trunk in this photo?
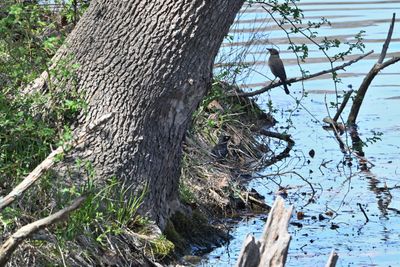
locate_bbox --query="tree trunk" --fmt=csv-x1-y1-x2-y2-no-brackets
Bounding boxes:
56,0,244,229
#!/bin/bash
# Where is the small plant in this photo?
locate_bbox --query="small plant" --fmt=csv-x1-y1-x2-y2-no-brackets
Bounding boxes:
179,182,196,205
57,171,147,243
58,0,90,25
149,235,175,259
363,130,383,147
0,2,87,190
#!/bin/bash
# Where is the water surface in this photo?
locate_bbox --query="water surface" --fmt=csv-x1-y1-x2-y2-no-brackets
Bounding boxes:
203,1,400,266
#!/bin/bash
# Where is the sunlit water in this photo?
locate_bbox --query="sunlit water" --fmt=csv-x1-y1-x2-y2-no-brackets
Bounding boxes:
201,1,400,266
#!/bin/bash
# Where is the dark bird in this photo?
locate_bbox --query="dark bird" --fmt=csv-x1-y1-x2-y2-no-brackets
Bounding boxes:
211,135,231,160
267,48,290,94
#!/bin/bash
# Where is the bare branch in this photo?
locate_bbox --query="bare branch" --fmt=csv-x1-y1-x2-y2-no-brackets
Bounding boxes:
379,56,400,69
0,113,113,211
0,196,86,267
348,14,399,124
378,13,396,64
333,89,353,122
259,129,295,167
347,55,400,124
230,51,373,98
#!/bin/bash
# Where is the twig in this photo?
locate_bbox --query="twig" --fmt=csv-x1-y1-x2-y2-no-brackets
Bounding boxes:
0,196,87,267
230,51,373,97
259,129,295,167
57,237,68,267
378,13,396,64
291,171,316,206
333,89,353,122
357,203,369,223
0,113,113,211
348,13,399,124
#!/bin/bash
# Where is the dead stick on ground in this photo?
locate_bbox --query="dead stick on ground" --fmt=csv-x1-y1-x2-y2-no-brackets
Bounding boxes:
0,196,87,267
0,113,113,211
230,51,373,98
348,13,400,124
239,193,272,211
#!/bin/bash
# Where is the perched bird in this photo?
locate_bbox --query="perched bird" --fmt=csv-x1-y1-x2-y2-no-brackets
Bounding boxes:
267,48,290,94
211,135,231,160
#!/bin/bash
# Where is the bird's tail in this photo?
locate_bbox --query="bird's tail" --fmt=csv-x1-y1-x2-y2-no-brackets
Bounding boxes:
283,81,290,95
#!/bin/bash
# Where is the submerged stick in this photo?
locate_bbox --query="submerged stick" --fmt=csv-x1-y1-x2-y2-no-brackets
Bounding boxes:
357,203,369,223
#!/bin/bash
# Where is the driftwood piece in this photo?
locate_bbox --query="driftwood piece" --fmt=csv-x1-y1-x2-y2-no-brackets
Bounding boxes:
325,249,339,267
236,235,261,267
236,197,293,267
231,50,373,98
0,196,86,267
0,113,113,211
347,13,400,124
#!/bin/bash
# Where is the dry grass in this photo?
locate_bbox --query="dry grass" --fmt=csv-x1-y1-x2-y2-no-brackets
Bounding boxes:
180,82,275,216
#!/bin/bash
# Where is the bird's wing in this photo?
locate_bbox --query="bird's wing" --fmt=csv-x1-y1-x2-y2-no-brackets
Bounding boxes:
273,59,287,80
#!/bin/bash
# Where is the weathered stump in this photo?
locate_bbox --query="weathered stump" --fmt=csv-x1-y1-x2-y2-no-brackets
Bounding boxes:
236,197,293,267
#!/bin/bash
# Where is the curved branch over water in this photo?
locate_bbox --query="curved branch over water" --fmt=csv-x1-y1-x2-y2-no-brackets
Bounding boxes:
230,51,373,97
347,13,400,125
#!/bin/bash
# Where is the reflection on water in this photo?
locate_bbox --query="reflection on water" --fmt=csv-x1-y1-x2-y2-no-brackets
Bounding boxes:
202,1,400,266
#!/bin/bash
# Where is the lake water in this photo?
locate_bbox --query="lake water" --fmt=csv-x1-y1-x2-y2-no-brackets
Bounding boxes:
202,1,400,266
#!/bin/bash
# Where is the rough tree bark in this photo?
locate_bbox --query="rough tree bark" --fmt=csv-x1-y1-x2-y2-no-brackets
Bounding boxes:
52,0,244,229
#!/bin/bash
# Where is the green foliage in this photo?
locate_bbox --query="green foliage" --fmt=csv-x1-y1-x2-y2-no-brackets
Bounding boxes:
47,56,88,128
364,130,383,147
58,174,147,243
179,182,196,205
0,2,56,186
0,2,88,189
0,93,56,185
0,207,21,232
0,2,62,86
150,235,175,258
58,0,90,24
